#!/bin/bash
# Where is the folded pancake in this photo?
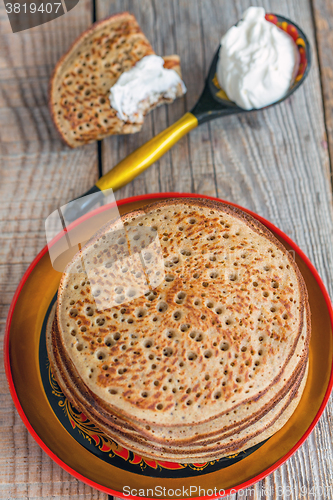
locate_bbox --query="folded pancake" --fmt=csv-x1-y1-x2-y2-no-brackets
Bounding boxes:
48,198,310,463
49,12,185,147
48,305,308,437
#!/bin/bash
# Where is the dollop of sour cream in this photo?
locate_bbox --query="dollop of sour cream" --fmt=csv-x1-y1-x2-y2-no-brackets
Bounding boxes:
110,55,187,123
216,7,298,110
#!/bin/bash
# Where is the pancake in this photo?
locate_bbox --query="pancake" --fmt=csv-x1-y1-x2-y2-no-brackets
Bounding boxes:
47,302,308,461
49,13,185,148
47,305,308,461
57,199,308,421
48,198,310,463
48,305,308,441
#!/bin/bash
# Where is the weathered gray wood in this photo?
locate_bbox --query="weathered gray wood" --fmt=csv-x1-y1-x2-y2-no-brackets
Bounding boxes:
99,0,196,197
312,0,333,178
1,0,333,498
0,1,104,498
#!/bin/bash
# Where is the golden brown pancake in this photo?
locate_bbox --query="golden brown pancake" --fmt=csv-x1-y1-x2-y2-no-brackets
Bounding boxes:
49,13,185,147
48,198,310,462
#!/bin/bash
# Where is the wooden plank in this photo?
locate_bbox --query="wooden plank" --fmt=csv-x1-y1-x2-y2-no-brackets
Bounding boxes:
0,1,105,498
98,0,196,198
312,0,333,173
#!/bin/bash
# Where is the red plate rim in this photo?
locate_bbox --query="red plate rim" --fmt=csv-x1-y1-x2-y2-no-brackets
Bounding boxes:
4,192,333,500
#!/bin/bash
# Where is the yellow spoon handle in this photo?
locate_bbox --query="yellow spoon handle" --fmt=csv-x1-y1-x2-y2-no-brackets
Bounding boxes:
96,112,198,192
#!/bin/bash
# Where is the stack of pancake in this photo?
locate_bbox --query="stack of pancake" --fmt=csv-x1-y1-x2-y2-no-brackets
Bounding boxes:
47,199,310,463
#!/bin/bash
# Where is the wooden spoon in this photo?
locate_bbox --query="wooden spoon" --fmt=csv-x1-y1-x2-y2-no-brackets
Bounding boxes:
65,14,311,222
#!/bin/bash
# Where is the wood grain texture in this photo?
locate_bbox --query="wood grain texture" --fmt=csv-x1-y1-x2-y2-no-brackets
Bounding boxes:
311,0,333,176
1,0,333,499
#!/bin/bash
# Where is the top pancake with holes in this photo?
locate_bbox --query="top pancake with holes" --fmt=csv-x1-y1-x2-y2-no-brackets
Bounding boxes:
55,198,309,427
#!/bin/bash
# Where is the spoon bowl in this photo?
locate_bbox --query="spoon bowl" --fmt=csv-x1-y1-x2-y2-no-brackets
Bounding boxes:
192,13,311,123
65,13,311,222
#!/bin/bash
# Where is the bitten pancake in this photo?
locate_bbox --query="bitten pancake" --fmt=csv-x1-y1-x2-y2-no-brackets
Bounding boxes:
49,13,185,147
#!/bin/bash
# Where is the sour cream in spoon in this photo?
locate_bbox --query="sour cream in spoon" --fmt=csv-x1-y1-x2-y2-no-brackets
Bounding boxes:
216,7,299,110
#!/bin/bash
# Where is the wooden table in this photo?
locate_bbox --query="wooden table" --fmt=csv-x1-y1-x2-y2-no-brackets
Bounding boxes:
1,0,333,499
